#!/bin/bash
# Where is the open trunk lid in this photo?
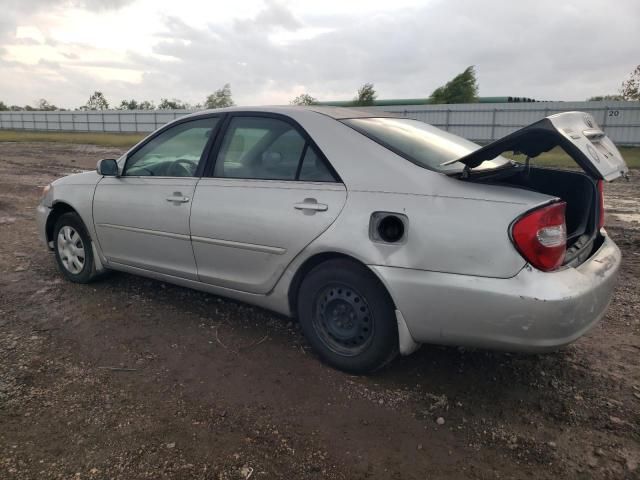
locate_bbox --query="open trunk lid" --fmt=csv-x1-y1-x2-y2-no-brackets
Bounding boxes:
444,111,628,181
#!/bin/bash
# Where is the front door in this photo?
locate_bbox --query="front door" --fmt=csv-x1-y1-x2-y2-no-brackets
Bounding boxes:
190,114,347,293
93,116,220,279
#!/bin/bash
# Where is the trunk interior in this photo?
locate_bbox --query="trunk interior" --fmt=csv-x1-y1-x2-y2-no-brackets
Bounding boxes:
470,166,601,267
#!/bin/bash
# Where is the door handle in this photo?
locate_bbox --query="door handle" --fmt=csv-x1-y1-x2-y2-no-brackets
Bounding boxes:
166,193,190,203
294,199,328,212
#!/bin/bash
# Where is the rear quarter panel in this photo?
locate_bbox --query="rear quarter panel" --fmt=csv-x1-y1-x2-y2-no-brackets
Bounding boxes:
302,189,533,278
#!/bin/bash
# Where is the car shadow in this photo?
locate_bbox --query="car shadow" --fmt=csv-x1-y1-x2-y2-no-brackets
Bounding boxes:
364,339,604,430
96,270,603,427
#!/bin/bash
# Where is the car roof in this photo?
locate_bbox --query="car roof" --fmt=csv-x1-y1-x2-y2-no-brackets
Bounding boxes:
189,105,400,120
304,106,400,119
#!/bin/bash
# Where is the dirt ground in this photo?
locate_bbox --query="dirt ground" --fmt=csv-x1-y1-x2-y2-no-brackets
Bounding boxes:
0,142,638,480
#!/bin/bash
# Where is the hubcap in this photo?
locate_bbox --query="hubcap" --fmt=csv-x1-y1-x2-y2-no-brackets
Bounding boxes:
313,283,374,356
57,226,85,274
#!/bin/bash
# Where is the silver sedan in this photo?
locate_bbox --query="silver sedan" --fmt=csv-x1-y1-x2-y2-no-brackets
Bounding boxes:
36,107,627,373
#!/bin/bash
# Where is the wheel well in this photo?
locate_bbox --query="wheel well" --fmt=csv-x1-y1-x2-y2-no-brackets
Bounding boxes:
287,252,396,316
45,202,77,244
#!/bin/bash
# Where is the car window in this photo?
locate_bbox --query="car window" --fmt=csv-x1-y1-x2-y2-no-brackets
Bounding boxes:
299,146,336,182
342,117,510,173
214,117,306,180
124,117,219,177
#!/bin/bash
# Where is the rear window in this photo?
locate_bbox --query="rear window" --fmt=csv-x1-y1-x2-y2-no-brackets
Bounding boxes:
342,117,509,173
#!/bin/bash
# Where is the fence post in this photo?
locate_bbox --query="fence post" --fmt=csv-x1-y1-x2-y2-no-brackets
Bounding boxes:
490,108,497,140
445,109,450,131
601,105,608,134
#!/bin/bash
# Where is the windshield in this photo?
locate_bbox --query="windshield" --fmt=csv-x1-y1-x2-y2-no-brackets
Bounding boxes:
342,117,510,173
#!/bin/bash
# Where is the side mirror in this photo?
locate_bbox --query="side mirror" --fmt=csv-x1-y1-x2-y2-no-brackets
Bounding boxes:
97,158,119,176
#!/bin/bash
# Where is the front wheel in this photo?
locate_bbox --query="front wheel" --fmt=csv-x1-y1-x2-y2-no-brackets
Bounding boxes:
53,212,99,283
297,259,398,374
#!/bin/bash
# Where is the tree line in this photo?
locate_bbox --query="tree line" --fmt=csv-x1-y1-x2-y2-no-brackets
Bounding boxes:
289,67,480,106
0,83,236,112
1,65,639,112
293,65,640,106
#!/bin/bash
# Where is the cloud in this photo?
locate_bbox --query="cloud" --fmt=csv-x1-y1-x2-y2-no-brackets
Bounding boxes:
60,51,79,59
3,0,134,11
136,0,640,104
0,0,135,43
252,0,303,30
37,59,61,69
76,0,136,9
0,0,639,108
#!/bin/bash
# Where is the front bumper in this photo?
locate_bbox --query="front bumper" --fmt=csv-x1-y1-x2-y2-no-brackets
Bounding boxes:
36,203,52,246
371,233,621,352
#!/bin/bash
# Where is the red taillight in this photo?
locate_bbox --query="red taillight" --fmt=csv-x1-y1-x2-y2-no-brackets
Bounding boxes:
512,202,567,272
597,180,605,229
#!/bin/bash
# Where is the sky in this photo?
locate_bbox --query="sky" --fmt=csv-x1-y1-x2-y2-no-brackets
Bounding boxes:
0,0,638,109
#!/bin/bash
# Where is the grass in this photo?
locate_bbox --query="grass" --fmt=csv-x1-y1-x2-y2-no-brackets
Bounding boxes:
0,130,145,148
0,129,638,168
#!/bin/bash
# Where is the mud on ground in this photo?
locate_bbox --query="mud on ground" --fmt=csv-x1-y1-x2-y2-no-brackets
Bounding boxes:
0,142,638,479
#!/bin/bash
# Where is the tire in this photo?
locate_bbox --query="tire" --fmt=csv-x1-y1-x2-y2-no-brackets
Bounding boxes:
53,212,99,283
297,258,399,374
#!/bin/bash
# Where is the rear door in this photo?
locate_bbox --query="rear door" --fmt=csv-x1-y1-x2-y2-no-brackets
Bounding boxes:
450,111,628,181
93,116,220,279
190,114,346,294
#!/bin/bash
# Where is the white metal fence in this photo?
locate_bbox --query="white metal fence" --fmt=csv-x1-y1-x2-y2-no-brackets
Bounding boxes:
375,101,640,146
1,101,639,145
0,109,192,134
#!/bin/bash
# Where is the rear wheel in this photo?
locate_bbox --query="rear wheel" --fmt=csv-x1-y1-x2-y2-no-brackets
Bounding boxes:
53,212,99,283
297,258,398,373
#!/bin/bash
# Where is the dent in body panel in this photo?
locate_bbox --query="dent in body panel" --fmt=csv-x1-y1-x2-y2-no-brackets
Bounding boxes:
370,234,621,351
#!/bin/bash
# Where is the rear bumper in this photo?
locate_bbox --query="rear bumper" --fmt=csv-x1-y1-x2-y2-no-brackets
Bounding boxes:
36,203,51,246
371,232,621,352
